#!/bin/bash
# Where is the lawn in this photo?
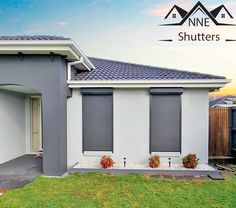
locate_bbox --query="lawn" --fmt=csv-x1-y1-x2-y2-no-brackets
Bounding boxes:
0,173,236,208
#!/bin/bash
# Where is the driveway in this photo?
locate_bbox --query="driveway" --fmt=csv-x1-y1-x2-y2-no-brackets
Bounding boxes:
0,155,42,190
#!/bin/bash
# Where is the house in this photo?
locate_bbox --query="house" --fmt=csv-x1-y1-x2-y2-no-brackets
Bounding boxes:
165,5,187,20
210,5,233,24
210,95,236,107
0,35,230,176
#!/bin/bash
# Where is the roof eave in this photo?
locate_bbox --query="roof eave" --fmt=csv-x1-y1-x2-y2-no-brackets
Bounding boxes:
67,79,231,89
0,40,95,70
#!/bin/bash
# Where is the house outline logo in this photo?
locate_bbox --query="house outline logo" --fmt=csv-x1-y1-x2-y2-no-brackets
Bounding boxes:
161,1,235,26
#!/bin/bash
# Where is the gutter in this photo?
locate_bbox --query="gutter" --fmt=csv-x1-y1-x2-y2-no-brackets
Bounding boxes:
67,79,231,89
69,40,95,70
67,57,92,81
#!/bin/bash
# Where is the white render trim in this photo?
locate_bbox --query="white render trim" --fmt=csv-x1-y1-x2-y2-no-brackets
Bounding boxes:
68,79,231,89
0,40,95,70
151,152,181,157
83,151,113,156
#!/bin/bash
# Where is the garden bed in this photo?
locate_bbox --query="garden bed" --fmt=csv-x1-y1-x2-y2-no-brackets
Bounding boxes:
70,163,221,179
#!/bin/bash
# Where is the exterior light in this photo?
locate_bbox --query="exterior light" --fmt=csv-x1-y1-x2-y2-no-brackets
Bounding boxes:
124,158,126,168
168,158,171,167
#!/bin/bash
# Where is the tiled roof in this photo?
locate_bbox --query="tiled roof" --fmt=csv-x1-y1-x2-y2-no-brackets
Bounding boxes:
209,95,236,107
73,57,226,81
0,35,70,40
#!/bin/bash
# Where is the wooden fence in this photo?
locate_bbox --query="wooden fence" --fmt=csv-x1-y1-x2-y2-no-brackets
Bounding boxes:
209,107,230,156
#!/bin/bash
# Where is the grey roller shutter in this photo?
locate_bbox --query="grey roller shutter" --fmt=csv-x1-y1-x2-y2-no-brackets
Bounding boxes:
81,88,113,152
150,88,183,95
150,90,181,152
81,88,113,95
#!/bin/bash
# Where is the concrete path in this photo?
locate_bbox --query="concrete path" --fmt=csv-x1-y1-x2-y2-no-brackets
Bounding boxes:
0,155,42,190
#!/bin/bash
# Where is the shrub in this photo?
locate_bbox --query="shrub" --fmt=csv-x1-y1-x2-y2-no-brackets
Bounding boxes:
100,156,115,169
182,154,199,169
149,155,160,168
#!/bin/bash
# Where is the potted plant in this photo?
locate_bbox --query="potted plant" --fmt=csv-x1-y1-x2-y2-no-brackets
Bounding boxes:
149,155,160,168
182,154,199,169
100,156,115,169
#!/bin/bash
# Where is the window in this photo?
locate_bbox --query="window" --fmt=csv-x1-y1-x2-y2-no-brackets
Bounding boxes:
150,88,182,153
221,14,225,18
81,88,113,152
172,14,176,18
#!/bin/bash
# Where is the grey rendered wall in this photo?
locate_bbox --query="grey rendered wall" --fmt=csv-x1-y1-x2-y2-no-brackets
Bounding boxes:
0,90,26,164
181,88,209,164
0,55,68,176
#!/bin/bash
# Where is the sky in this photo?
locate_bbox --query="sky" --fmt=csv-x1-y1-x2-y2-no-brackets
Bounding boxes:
0,0,236,97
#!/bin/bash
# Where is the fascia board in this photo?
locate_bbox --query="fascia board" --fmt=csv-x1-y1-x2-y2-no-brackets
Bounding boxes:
67,79,231,89
0,40,95,70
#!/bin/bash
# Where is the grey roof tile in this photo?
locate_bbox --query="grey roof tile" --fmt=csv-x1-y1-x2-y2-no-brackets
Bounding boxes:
0,35,70,40
73,57,226,81
209,95,236,106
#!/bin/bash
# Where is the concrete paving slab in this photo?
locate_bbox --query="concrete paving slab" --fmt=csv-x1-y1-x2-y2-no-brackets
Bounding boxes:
0,155,42,190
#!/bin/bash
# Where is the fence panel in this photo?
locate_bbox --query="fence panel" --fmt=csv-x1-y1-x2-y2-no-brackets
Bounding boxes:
230,108,236,156
209,107,229,156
